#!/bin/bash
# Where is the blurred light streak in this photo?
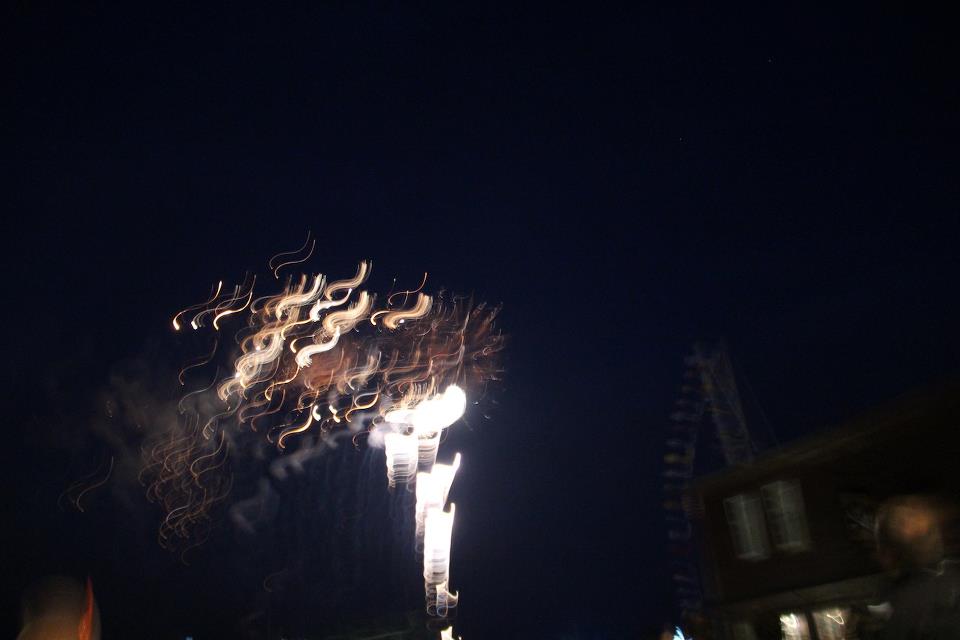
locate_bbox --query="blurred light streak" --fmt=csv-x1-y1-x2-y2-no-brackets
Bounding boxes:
423,503,458,617
416,454,461,550
147,252,502,625
384,431,419,487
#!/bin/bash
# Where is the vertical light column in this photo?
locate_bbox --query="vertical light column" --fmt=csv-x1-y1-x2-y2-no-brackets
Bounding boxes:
384,431,419,487
423,503,458,617
415,453,461,550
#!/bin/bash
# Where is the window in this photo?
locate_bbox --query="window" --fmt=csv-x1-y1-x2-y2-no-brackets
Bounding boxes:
812,607,850,640
762,480,811,552
779,612,811,640
724,493,770,560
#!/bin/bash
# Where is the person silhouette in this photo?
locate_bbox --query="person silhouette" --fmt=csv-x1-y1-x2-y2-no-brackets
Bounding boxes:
874,495,960,639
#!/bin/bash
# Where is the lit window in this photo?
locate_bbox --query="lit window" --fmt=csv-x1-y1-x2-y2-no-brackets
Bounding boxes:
812,607,849,640
724,493,770,560
780,612,811,640
762,480,811,552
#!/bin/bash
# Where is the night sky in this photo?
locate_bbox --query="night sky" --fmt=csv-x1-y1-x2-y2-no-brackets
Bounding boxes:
5,3,959,638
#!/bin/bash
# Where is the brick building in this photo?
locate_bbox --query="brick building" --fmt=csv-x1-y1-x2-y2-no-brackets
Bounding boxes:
689,381,960,639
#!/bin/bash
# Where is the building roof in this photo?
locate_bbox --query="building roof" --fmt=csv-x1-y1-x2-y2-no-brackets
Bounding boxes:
692,378,960,495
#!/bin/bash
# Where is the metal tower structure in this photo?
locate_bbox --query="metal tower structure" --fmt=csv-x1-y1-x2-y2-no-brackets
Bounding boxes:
663,342,758,624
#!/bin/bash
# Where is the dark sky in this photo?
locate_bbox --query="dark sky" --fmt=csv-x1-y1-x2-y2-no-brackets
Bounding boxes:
5,3,959,638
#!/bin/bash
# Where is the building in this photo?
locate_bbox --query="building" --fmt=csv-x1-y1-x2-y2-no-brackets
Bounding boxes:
689,380,960,639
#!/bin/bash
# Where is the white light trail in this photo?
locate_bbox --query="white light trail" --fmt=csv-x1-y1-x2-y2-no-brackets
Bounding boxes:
423,503,458,617
160,255,504,617
440,626,460,640
417,430,441,470
411,385,467,434
294,327,340,368
383,431,419,487
416,453,461,550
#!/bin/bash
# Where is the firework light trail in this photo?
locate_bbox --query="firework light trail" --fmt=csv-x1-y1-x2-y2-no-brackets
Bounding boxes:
143,243,502,634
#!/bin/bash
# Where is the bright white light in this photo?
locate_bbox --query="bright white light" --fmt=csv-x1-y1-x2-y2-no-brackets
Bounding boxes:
780,613,811,640
416,453,461,549
384,407,415,426
412,385,467,434
407,385,467,617
440,626,459,640
423,504,455,584
417,429,441,470
383,385,467,438
383,431,418,487
423,503,458,616
382,386,466,483
812,607,849,640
